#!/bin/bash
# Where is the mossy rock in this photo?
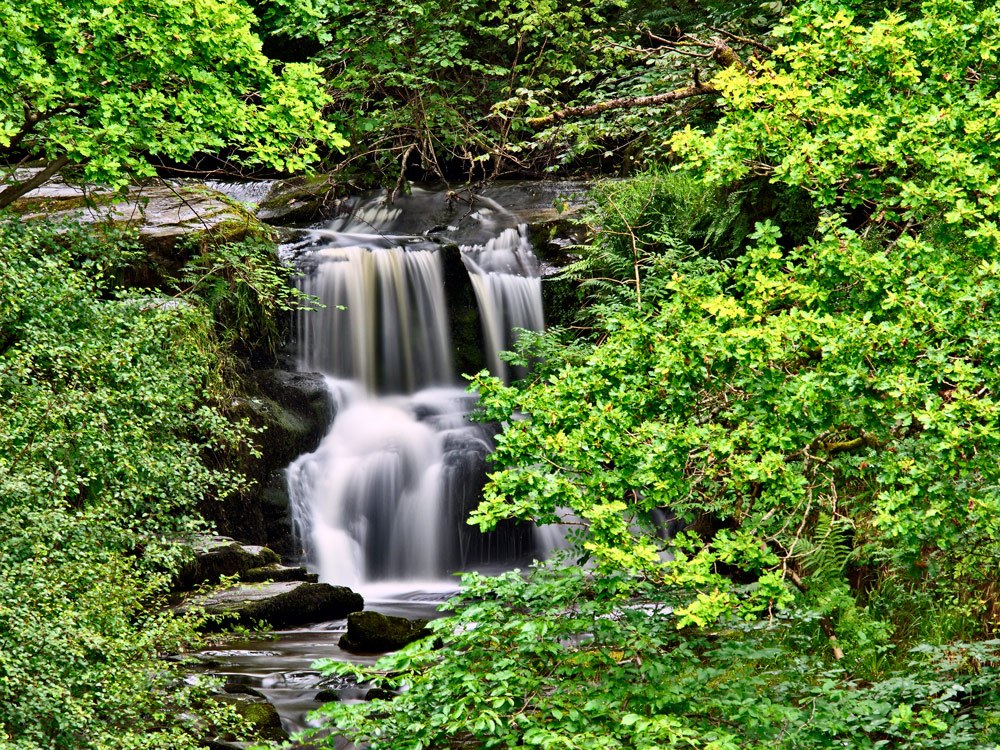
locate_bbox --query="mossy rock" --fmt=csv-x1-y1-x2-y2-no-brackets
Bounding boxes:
339,610,431,653
174,536,280,591
204,369,332,550
257,174,340,224
240,564,317,583
189,581,363,630
12,171,274,289
213,695,288,743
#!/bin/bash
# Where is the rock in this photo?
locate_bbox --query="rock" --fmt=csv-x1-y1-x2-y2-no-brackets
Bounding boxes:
254,370,333,424
188,581,363,630
174,536,280,591
339,611,431,653
249,370,333,469
364,687,397,701
222,675,266,699
10,170,272,289
205,370,333,549
479,179,591,226
213,695,288,743
257,174,339,224
314,688,341,703
240,564,318,583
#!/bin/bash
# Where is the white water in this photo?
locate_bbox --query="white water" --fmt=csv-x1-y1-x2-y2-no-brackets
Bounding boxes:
286,189,548,586
461,225,544,381
296,246,452,392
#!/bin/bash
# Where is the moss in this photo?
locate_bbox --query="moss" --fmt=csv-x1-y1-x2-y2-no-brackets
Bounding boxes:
240,564,317,583
195,581,364,630
8,194,98,216
235,701,280,728
257,173,339,224
339,610,431,653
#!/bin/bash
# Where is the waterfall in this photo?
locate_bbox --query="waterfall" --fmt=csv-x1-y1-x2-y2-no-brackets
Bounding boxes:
285,189,544,585
296,245,451,393
461,225,544,382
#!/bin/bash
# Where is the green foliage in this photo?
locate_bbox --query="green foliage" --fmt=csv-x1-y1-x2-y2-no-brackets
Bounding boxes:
672,0,1000,221
304,0,634,182
309,563,1000,749
177,236,317,358
557,170,815,319
0,0,345,197
0,217,254,749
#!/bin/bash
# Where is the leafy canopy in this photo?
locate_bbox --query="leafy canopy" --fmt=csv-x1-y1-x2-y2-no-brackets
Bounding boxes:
0,0,345,193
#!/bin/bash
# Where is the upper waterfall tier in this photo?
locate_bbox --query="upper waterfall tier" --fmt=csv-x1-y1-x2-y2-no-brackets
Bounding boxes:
297,244,452,393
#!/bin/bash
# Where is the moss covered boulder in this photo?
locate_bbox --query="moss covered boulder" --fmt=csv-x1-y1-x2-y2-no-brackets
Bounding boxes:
256,174,339,224
210,695,288,744
174,536,280,591
339,610,431,653
189,581,363,630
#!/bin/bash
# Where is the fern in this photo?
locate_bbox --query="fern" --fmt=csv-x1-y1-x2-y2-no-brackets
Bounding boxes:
797,513,854,586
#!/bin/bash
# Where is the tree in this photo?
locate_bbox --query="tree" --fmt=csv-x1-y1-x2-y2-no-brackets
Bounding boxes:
0,0,345,209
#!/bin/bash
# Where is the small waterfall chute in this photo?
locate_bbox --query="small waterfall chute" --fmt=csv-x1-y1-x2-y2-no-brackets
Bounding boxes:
460,225,544,381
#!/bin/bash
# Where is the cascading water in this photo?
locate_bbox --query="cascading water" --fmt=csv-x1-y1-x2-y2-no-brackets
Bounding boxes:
296,245,452,393
285,188,546,587
461,226,544,381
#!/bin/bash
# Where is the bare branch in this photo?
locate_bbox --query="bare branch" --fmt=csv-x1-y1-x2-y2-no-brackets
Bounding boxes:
0,155,72,211
707,26,775,54
526,82,717,128
526,39,743,128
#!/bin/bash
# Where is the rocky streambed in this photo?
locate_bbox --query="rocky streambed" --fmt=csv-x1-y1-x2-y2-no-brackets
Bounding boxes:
172,536,447,748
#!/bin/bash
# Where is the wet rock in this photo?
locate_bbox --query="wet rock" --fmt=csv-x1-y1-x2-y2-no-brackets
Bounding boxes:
250,369,333,467
206,370,332,550
314,688,341,703
364,687,398,701
188,581,363,630
479,179,591,226
222,676,266,699
174,536,280,591
240,564,317,583
339,610,431,653
213,695,288,743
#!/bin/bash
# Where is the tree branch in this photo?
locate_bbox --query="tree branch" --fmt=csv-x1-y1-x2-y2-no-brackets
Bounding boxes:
0,155,73,211
821,432,883,455
526,38,742,128
5,103,80,154
785,569,845,660
526,82,718,128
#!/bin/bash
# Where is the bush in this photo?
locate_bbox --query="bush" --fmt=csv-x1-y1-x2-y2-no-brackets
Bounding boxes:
0,218,250,749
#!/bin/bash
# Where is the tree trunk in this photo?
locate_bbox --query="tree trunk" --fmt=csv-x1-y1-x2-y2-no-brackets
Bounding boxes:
0,155,72,211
